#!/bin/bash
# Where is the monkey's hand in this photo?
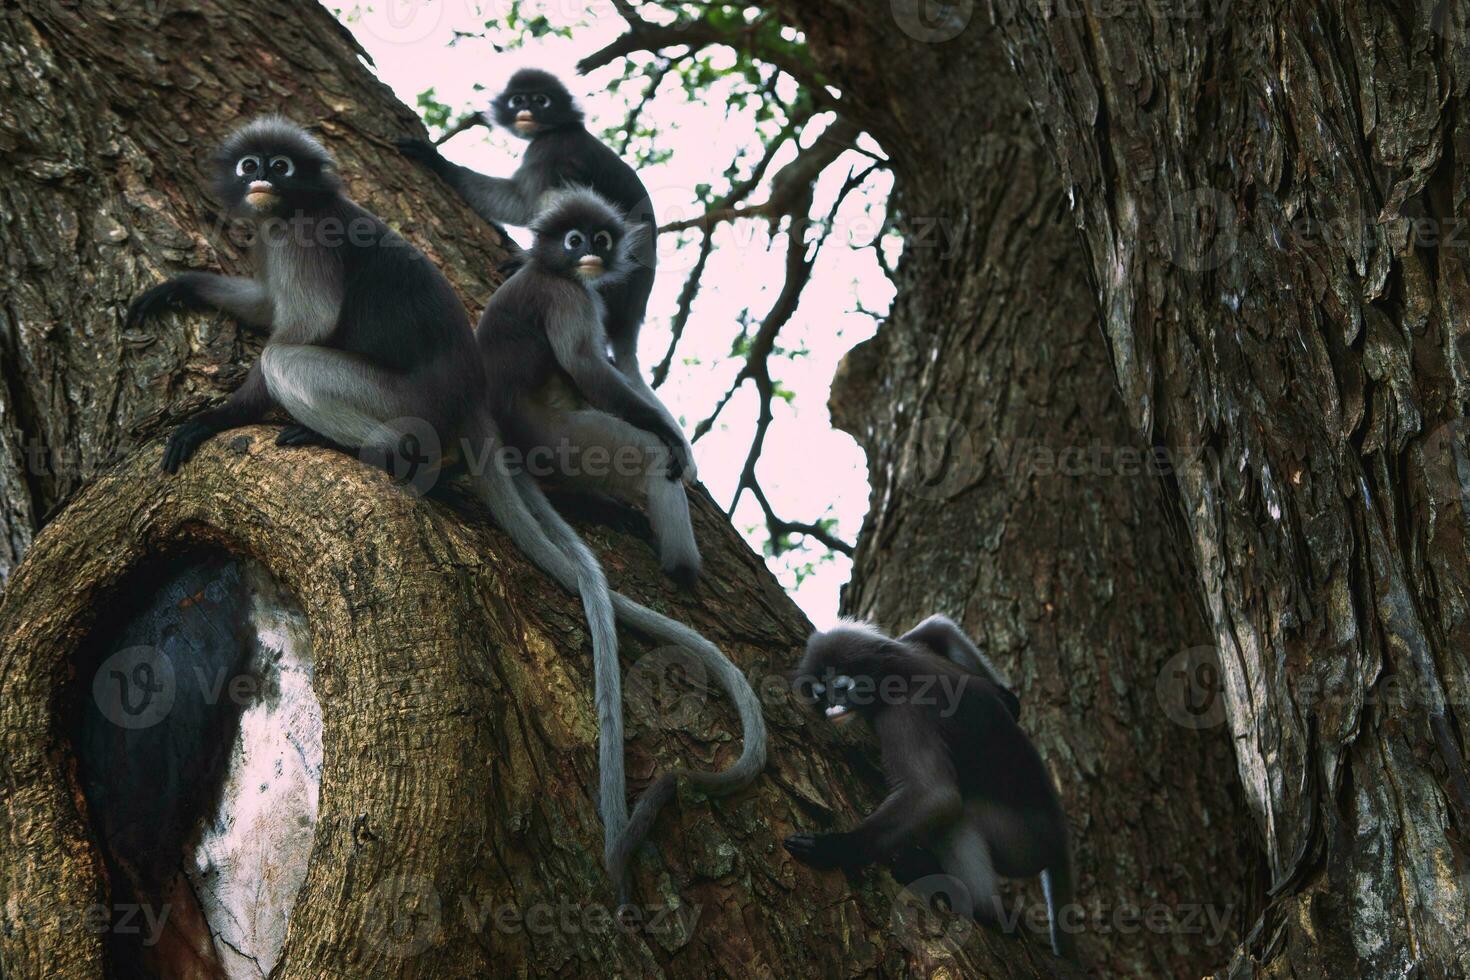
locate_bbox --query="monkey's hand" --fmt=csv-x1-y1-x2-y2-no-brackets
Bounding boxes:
660,436,694,483
395,138,445,172
125,277,207,328
162,419,219,473
783,833,862,870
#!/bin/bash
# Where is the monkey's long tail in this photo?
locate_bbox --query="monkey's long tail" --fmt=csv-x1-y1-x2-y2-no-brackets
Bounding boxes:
463,416,629,873
508,469,767,898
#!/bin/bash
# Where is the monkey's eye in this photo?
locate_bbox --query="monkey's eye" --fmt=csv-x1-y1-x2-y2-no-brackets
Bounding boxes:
809,682,826,699
832,675,855,694
269,156,295,178
564,231,585,250
532,94,551,108
509,94,526,109
236,155,262,177
593,231,613,251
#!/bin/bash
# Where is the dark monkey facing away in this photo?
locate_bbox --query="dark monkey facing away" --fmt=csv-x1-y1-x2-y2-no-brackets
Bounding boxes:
786,616,1077,960
127,117,765,899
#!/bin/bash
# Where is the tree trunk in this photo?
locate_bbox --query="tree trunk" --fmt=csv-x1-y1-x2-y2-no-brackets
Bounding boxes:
983,1,1470,973
779,3,1265,975
0,2,1079,976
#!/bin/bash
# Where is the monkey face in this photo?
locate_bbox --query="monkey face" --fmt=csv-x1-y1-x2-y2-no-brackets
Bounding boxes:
492,69,582,138
793,670,864,727
529,189,636,282
210,117,340,216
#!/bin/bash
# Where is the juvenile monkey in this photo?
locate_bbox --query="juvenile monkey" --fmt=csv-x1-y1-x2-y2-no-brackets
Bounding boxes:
786,617,1077,960
396,68,693,475
129,118,764,898
477,187,701,586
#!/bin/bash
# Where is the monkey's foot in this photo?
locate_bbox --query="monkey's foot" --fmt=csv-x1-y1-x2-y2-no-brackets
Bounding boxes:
783,833,859,869
664,561,700,591
162,420,219,474
276,425,333,448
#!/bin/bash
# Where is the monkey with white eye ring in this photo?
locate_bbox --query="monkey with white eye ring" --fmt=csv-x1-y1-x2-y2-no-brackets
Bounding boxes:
395,67,695,481
787,616,1078,962
127,118,766,902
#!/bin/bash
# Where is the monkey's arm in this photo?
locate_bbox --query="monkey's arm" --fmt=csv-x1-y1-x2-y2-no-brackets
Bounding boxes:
127,273,274,333
553,326,693,479
396,139,537,226
162,363,274,473
784,712,962,868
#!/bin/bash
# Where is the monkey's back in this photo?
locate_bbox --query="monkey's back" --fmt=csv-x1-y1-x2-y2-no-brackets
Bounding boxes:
330,200,483,429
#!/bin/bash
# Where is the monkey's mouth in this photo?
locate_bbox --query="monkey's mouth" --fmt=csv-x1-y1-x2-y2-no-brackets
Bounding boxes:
244,181,279,210
576,256,605,279
514,111,538,134
825,704,858,725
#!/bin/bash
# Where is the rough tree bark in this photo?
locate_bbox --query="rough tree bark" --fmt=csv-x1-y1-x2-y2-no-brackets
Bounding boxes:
774,3,1265,976
0,1,1080,977
985,1,1470,975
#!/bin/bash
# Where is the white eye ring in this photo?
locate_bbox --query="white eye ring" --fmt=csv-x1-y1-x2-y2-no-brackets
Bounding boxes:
593,231,612,250
533,94,551,108
236,155,262,177
810,682,826,697
833,675,854,692
269,156,295,177
564,230,584,250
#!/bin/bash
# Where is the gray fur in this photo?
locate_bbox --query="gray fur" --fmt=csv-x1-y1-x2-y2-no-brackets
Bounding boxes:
440,160,545,227
901,614,1012,690
188,274,276,330
261,345,410,451
461,412,627,869
507,464,766,895
256,226,343,345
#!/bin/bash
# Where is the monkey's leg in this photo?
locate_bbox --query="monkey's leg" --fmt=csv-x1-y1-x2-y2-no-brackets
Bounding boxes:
163,364,275,473
604,271,697,483
932,817,1006,930
549,408,701,585
259,344,439,470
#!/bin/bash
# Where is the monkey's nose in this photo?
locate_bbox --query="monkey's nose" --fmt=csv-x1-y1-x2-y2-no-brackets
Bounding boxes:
516,111,534,122
577,256,605,276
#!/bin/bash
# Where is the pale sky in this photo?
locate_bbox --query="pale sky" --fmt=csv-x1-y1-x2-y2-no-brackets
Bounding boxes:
334,2,895,625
